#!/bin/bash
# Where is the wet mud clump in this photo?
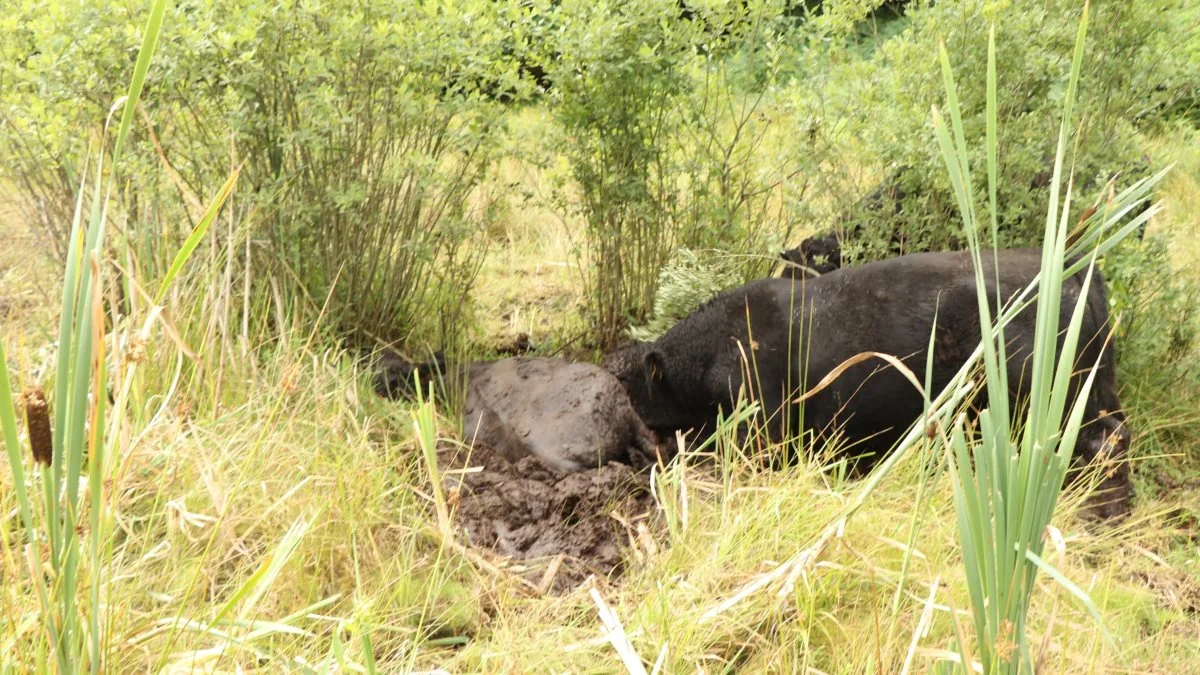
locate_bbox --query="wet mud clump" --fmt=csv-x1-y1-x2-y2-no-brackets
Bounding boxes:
375,354,666,590
438,442,657,593
377,355,660,473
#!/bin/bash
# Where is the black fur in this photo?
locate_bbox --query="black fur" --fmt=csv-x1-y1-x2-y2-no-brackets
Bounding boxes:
778,231,843,278
606,248,1132,519
374,351,447,400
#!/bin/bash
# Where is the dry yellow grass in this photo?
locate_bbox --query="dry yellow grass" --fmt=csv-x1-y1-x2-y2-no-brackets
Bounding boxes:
0,181,59,344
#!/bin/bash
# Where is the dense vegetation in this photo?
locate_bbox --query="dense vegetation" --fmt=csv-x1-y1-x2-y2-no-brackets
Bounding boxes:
2,0,1199,671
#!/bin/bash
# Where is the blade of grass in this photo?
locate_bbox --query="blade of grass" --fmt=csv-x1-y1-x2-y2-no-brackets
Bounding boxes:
110,0,169,165
414,378,451,538
155,166,242,304
86,251,109,672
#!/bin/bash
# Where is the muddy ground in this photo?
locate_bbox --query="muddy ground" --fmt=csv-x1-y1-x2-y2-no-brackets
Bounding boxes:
437,442,658,593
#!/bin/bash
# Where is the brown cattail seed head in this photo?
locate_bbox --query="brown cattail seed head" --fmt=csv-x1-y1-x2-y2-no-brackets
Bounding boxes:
20,386,53,466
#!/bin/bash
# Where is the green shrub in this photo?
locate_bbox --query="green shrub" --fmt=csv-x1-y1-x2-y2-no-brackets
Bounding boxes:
227,2,517,349
1105,235,1197,368
1102,233,1200,476
546,0,798,348
785,0,1195,262
0,0,522,353
673,57,797,265
0,1,177,257
545,0,691,348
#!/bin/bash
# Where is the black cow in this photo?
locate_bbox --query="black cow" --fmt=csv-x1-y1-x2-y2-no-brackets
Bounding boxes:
604,248,1131,519
778,231,844,279
376,354,661,473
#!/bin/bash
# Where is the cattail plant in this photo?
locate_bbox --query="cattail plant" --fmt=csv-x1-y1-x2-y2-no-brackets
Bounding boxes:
676,2,1165,646
930,3,1165,671
0,3,167,665
0,1,238,669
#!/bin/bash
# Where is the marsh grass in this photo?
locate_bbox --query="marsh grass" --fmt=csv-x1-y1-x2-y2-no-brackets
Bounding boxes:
3,243,1198,673
929,6,1171,672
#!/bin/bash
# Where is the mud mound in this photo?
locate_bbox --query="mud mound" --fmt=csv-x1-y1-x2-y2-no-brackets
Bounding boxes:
439,442,657,592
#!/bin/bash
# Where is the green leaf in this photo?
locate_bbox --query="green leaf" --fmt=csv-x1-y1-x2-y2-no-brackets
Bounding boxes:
155,166,242,304
110,0,169,165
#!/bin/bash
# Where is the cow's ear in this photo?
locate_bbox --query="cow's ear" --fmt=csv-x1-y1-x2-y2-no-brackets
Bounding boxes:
642,349,666,382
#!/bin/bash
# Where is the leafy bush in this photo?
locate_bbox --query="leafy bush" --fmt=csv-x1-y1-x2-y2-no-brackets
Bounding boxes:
227,2,516,348
785,0,1196,262
0,1,167,257
546,0,798,348
0,0,521,352
1105,236,1197,365
545,0,692,348
1102,233,1200,471
673,57,798,264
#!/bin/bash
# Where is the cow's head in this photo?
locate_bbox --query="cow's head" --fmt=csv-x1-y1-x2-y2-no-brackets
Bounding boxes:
602,341,697,437
780,232,842,279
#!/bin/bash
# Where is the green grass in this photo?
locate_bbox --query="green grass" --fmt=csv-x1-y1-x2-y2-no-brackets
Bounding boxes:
5,135,1200,671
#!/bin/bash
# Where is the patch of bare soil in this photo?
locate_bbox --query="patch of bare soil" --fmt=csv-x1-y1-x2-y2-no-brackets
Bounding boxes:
438,442,657,593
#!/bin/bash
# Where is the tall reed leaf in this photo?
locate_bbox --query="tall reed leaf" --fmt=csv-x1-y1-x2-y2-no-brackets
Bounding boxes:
930,3,1144,672
155,166,242,304
0,1,170,671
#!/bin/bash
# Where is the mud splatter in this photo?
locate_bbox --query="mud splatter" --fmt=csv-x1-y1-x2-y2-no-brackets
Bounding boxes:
438,442,657,593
